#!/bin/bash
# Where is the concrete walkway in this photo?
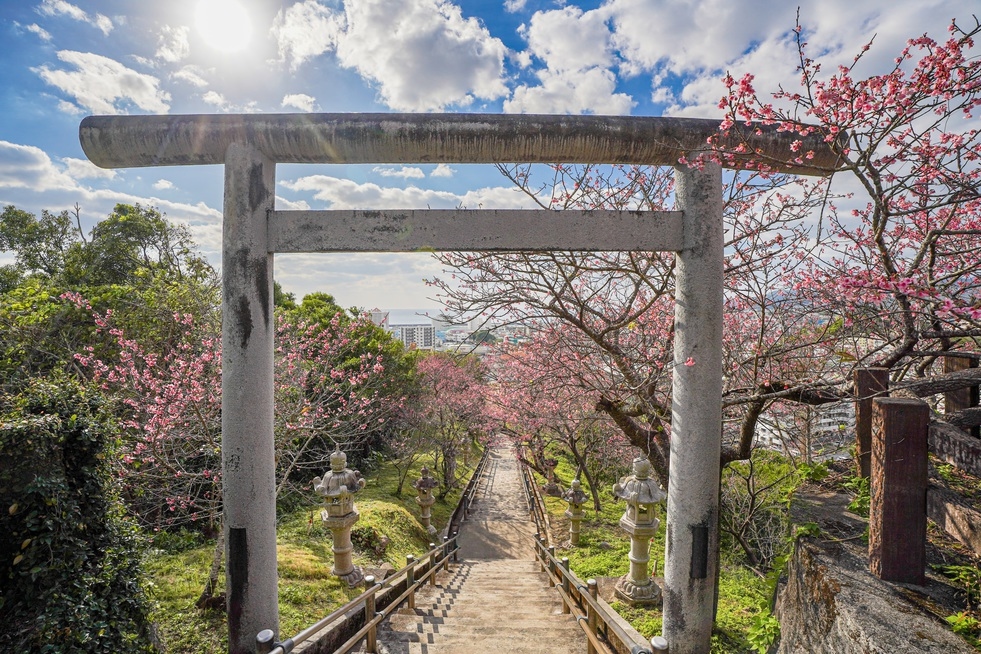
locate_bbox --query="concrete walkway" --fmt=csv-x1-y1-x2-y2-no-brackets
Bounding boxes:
371,447,585,654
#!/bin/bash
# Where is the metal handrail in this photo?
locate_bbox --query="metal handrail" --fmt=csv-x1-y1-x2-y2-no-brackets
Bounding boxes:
520,459,666,654
256,536,459,654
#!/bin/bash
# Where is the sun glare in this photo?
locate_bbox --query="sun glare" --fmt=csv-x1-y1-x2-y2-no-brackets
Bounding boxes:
195,0,252,53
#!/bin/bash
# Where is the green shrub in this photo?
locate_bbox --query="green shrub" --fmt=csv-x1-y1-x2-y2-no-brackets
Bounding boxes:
0,379,155,652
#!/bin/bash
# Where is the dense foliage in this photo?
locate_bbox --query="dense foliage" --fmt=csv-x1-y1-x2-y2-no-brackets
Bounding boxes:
0,379,155,653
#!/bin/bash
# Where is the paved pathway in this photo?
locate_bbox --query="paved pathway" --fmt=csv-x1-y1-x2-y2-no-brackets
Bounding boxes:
372,447,585,654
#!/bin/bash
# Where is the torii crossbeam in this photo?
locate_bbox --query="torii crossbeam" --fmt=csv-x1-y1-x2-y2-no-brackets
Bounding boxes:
80,113,838,654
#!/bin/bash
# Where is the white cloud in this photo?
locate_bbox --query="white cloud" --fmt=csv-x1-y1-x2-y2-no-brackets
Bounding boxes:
430,164,456,178
504,0,527,12
373,166,426,179
37,0,113,35
153,179,174,190
520,6,614,73
272,0,508,111
172,65,209,87
270,0,344,71
202,90,227,108
506,5,633,115
0,140,79,192
26,23,52,41
281,174,529,210
275,195,311,211
506,67,635,115
282,93,317,112
62,157,117,180
156,25,190,63
56,99,84,115
34,51,170,115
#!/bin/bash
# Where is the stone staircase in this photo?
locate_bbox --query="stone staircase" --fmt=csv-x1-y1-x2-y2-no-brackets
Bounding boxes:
374,559,583,654
365,447,586,654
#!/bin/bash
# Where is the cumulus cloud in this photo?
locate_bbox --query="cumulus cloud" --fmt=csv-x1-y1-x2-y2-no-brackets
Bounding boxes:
506,67,634,115
202,90,227,108
153,179,174,190
172,65,209,87
506,5,633,115
0,141,79,192
37,0,113,35
373,166,426,179
34,51,170,114
156,25,190,63
270,0,343,71
271,0,508,111
62,157,117,180
504,0,527,12
430,164,455,178
282,93,317,111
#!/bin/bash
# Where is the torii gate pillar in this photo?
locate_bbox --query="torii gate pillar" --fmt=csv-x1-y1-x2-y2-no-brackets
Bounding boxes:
666,161,723,647
221,143,278,652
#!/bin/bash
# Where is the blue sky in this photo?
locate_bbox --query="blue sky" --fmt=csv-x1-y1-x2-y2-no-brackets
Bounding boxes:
0,0,972,310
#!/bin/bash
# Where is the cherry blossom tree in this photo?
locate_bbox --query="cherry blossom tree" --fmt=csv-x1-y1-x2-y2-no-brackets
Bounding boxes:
412,352,490,496
432,16,981,485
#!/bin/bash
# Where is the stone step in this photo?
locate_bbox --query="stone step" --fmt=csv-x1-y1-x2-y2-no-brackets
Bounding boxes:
386,613,574,631
373,631,584,654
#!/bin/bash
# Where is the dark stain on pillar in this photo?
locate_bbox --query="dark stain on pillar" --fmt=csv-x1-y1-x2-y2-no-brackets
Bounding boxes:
253,255,270,328
235,295,253,349
691,522,709,580
228,527,248,645
249,163,268,212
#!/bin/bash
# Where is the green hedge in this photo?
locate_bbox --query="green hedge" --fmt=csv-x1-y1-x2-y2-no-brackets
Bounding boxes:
0,379,155,652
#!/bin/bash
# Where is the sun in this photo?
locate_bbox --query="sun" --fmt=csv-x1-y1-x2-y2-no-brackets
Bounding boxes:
195,0,252,53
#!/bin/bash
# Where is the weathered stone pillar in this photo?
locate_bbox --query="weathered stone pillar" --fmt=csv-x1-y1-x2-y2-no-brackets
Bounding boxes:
314,448,367,586
613,458,666,606
222,142,277,654
562,479,588,546
665,160,723,654
869,398,928,585
413,466,439,536
854,368,890,478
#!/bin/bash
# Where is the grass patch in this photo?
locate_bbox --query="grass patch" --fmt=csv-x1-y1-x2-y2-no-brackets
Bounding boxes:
146,444,482,653
531,455,775,654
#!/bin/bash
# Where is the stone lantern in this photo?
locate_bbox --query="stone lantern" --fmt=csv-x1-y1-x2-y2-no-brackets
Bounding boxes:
612,457,666,606
413,466,439,536
562,479,589,546
313,447,366,586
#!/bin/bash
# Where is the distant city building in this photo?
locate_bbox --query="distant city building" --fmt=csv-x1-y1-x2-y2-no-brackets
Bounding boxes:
391,323,436,350
370,311,390,329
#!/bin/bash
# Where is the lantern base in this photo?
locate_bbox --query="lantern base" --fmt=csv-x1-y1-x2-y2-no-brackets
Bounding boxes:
614,575,663,607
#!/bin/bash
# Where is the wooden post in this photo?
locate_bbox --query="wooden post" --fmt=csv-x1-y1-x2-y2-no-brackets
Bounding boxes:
364,576,376,654
854,368,889,479
586,579,599,654
944,355,979,438
428,543,437,586
561,558,571,614
869,398,928,585
406,555,416,609
548,546,556,587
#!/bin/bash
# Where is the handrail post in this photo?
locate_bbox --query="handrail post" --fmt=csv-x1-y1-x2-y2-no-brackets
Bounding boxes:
406,555,416,609
538,535,546,571
442,536,450,571
587,579,599,654
561,557,571,614
429,543,437,586
452,532,459,562
256,629,275,654
364,575,377,654
547,546,556,587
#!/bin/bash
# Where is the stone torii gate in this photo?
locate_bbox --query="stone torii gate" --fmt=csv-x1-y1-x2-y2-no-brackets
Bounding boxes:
79,113,837,654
